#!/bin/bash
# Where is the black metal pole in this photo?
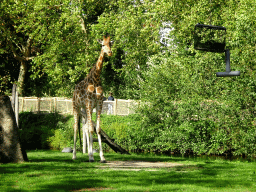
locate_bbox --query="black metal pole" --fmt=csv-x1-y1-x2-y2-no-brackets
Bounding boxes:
216,49,240,77
225,49,231,73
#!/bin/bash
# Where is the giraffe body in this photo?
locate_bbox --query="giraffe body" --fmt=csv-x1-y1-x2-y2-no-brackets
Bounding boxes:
72,35,113,162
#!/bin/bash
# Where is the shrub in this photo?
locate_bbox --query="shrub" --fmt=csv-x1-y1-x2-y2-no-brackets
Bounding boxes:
48,119,75,150
19,112,63,150
136,53,256,157
19,112,75,150
100,114,142,151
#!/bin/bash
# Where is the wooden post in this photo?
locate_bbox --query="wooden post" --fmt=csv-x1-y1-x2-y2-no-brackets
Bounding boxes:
15,89,19,126
114,99,117,115
21,97,24,112
37,97,40,114
11,84,19,127
128,99,130,115
66,99,69,114
54,97,57,112
11,84,16,111
50,98,52,113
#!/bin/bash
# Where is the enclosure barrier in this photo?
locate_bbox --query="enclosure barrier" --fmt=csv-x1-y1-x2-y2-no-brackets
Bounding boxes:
9,97,138,116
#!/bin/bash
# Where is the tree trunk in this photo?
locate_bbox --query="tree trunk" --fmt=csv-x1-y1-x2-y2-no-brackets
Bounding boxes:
17,60,27,96
100,129,130,155
0,96,28,163
11,84,19,127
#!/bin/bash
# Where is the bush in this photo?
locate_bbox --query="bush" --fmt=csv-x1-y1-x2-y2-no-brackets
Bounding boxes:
19,112,141,152
100,113,142,152
135,97,256,157
19,112,63,150
19,106,256,157
19,112,77,150
48,119,75,150
136,53,256,157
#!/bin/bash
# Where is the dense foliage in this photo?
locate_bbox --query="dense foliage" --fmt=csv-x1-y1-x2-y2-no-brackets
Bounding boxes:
19,112,255,157
3,0,256,157
0,0,76,95
136,0,256,156
1,0,255,98
18,112,141,152
19,112,64,150
0,0,162,98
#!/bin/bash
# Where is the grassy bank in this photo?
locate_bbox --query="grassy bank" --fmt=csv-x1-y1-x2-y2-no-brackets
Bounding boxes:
0,150,256,191
19,112,256,157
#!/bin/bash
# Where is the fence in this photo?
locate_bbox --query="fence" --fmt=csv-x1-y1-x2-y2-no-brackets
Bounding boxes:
9,97,138,116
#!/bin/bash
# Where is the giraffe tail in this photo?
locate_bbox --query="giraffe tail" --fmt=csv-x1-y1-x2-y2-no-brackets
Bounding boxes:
78,115,82,153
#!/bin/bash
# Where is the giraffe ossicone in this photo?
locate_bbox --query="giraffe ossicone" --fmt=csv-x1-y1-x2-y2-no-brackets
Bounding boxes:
72,35,113,163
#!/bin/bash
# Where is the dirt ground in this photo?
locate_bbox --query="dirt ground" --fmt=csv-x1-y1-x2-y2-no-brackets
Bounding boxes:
71,161,184,191
98,161,183,171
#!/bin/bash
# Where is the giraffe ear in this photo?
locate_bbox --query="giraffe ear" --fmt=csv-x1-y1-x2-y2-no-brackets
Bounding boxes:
110,40,114,46
97,39,103,44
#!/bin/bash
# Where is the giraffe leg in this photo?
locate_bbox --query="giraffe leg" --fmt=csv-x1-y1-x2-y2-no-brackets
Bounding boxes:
82,118,87,154
97,132,106,163
86,103,94,162
81,109,87,154
88,132,94,162
96,98,106,163
72,110,79,160
84,123,94,162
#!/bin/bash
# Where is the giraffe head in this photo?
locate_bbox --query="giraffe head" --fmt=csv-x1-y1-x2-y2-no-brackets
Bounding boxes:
98,35,113,56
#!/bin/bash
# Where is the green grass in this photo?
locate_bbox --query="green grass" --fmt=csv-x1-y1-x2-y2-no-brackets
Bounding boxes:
0,150,256,192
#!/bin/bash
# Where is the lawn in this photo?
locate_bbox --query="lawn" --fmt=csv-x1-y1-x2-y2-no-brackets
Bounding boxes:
0,150,255,192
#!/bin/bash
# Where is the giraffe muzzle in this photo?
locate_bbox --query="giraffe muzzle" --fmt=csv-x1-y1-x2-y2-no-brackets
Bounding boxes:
107,51,112,56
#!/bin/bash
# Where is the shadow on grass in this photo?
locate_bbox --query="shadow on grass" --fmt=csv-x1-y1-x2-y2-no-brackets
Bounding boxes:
23,150,188,164
98,162,253,190
0,151,107,192
103,152,189,163
35,178,105,192
1,150,255,191
2,177,105,192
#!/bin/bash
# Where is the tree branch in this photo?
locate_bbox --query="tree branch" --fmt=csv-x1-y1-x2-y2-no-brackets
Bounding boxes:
24,56,35,61
8,41,23,62
14,42,23,53
78,15,87,34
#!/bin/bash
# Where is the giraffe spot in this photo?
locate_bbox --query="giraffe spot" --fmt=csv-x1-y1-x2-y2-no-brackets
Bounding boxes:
88,84,95,92
96,86,103,95
73,95,76,100
80,100,85,106
93,76,100,83
96,87,103,100
96,60,103,70
88,92,93,98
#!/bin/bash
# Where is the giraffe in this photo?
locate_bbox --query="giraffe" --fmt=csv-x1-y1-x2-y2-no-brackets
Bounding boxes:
72,34,113,162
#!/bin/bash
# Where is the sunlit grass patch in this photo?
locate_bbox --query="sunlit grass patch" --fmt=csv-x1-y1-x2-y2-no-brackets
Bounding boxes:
0,150,255,192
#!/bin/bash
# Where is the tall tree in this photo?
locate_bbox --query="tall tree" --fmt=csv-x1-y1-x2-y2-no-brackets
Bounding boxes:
0,0,90,96
91,0,163,99
31,0,112,97
1,0,163,98
0,96,28,163
136,0,256,155
0,1,64,95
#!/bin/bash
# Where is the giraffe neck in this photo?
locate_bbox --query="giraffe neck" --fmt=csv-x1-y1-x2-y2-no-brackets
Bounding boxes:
88,49,104,84
96,49,105,72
